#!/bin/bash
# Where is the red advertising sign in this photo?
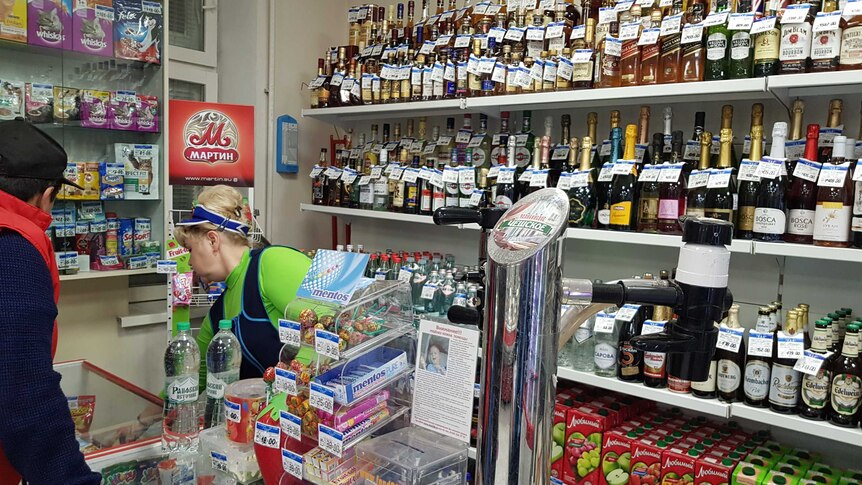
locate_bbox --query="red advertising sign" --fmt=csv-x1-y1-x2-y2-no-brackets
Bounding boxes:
169,100,255,187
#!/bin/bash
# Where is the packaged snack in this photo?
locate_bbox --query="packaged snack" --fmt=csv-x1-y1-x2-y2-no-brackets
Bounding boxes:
113,0,162,64
27,0,71,49
74,221,90,254
0,0,26,42
25,82,53,123
53,86,80,121
105,215,118,256
0,80,25,120
101,461,138,485
133,216,150,253
80,89,110,128
172,271,193,305
135,94,159,132
72,0,113,57
67,395,96,434
313,347,408,405
115,143,158,199
136,458,161,484
59,162,83,199
118,217,134,256
108,90,136,130
99,162,124,200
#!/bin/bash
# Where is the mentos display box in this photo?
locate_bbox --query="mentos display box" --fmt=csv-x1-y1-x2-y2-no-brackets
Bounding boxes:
72,0,113,57
113,0,161,64
27,0,72,49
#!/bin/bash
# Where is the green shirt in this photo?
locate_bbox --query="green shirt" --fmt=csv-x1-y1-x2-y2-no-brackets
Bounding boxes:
197,247,311,387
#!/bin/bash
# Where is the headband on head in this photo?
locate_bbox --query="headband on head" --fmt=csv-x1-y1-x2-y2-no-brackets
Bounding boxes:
176,205,250,236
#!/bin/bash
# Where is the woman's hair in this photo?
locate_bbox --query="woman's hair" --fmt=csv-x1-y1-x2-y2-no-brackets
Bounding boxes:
174,185,251,248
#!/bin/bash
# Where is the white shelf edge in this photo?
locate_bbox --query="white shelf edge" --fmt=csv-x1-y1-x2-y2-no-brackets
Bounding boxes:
299,203,480,230
731,403,862,447
557,367,731,418
301,99,464,123
752,241,862,263
59,268,159,282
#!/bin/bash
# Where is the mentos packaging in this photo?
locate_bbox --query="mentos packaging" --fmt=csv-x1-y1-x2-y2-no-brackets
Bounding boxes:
0,0,27,43
108,90,136,130
563,408,608,485
631,438,665,485
553,403,569,481
133,217,150,254
135,94,159,132
113,0,162,64
72,0,113,57
695,457,736,485
27,0,72,49
600,431,636,485
80,89,110,128
661,448,699,485
118,217,133,256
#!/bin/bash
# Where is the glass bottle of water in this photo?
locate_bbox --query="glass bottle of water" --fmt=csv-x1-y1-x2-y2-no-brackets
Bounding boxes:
593,308,621,378
435,270,457,317
424,270,440,314
163,321,201,453
452,282,468,307
571,313,597,372
411,258,429,311
204,320,241,429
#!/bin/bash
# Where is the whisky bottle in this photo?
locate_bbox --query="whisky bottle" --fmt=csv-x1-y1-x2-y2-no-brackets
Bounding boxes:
597,21,622,87
799,320,834,420
753,0,780,77
609,124,639,231
828,323,862,427
569,136,597,227
729,0,755,78
637,133,663,233
704,0,732,80
659,0,685,83
769,310,803,413
753,122,788,242
505,48,522,95
686,132,713,218
779,0,814,74
811,0,842,72
737,121,763,239
469,39,483,96
619,5,643,87
391,148,409,212
542,50,558,93
597,126,622,229
557,47,574,91
657,130,687,234
814,135,853,247
839,5,862,70
717,304,747,403
704,128,737,223
639,10,664,85
785,124,821,244
744,307,774,408
818,99,843,164
318,52,333,109
572,18,597,88
681,0,707,82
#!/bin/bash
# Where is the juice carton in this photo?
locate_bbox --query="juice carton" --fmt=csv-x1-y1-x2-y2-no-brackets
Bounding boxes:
790,451,822,464
600,431,636,485
803,471,835,485
748,448,781,468
661,448,700,485
27,0,71,49
72,0,113,57
764,471,800,485
632,438,666,485
695,457,736,485
733,463,769,485
0,0,27,42
553,403,569,481
839,478,862,485
563,408,608,485
810,465,841,482
763,441,790,457
843,471,862,482
113,0,162,64
778,460,810,476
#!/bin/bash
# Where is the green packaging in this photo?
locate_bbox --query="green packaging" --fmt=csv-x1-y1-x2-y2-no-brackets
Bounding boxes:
780,458,812,474
734,462,770,485
805,470,837,485
765,471,801,485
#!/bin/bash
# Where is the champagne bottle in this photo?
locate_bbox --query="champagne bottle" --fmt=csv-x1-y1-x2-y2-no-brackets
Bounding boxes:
737,120,764,239
753,122,788,241
657,131,686,234
637,133,663,233
686,132,713,218
704,128,737,223
785,124,821,244
597,126,623,229
570,137,597,227
609,124,639,231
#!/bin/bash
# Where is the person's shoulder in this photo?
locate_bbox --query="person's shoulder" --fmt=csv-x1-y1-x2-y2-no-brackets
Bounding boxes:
0,231,51,284
0,230,46,263
259,246,312,265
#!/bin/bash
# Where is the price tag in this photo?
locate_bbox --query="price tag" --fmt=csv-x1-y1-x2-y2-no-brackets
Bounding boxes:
619,21,641,40
681,22,704,44
552,146,571,161
414,167,431,181
526,25,545,41
278,319,301,347
793,158,822,182
402,168,419,184
599,7,617,24
530,169,549,187
777,331,805,359
421,283,438,300
814,11,842,32
573,49,594,63
687,169,710,188
683,140,700,160
543,60,558,81
748,331,774,357
498,167,517,183
616,0,635,11
505,26,526,41
641,320,667,335
605,36,622,56
707,167,733,188
638,0,656,5
309,382,336,414
738,159,761,181
469,189,484,207
488,166,501,178
658,163,684,183
211,452,228,474
616,304,641,322
571,170,591,188
756,156,785,179
612,160,635,175
819,127,843,147
491,62,507,83
455,34,472,48
661,14,683,35
818,162,850,187
254,421,280,448
274,367,298,395
368,166,382,180
436,34,453,47
547,22,565,38
342,169,358,185
488,27,507,44
156,260,177,274
845,0,862,15
794,350,833,375
443,167,460,184
519,169,534,183
431,63,445,82
420,41,436,54
314,329,341,360
571,24,586,40
460,168,476,185
282,449,303,479
594,313,617,333
660,0,673,6
225,399,241,423
704,11,729,26
598,163,615,182
714,324,745,352
309,166,324,178
487,3,504,15
639,164,662,182
781,3,811,24
785,139,806,160
318,424,344,457
557,173,573,190
728,12,755,30
530,60,545,81
309,76,326,89
372,44,385,56
639,27,661,45
431,170,445,188
389,166,405,180
853,162,862,181
750,16,777,34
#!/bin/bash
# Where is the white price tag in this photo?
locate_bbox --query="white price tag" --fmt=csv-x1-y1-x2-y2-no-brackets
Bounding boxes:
573,49,594,63
543,60,558,81
211,452,228,474
341,169,358,185
498,167,517,183
436,135,454,147
688,170,710,188
420,41,436,54
436,34,453,47
488,166,501,178
738,159,761,181
756,156,785,179
704,11,729,26
460,168,476,184
616,304,641,322
275,367,298,396
421,284,438,300
716,324,745,352
854,162,862,181
571,24,586,40
616,0,635,11
572,170,591,188
254,421,281,448
314,329,341,360
282,449,303,479
547,22,565,38
793,158,822,182
402,168,420,183
526,25,545,41
661,14,683,36
598,164,615,182
748,331,774,357
639,28,661,45
619,21,642,40
557,58,574,80
659,163,684,183
489,26,507,43
225,399,241,423
370,166,383,179
605,36,623,56
557,173,573,190
728,12,755,30
817,162,849,187
845,0,862,15
599,7,617,24
505,26,526,42
431,170,445,188
530,169,549,187
519,169,534,183
389,166,405,181
794,350,832,376
431,63,445,82
456,130,473,144
750,16,777,34
613,160,635,175
814,11,842,32
638,0,655,5
318,424,344,457
594,313,617,333
309,166,324,178
443,167,460,183
641,320,667,335
683,140,701,160
552,146,571,160
660,0,673,7
417,167,434,180
492,63,507,83
309,382,336,414
681,22,704,44
819,127,843,147
639,165,662,182
707,167,733,188
469,189,484,206
455,34,472,48
309,76,326,89
781,3,811,24
156,260,177,274
777,331,805,359
530,60,545,81
398,268,413,282
785,139,806,161
383,163,395,175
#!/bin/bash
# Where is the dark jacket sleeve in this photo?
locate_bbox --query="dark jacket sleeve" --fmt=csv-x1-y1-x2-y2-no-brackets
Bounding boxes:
0,233,101,485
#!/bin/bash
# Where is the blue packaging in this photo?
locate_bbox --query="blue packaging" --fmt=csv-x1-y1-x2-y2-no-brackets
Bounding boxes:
113,0,162,64
118,217,134,256
314,347,408,405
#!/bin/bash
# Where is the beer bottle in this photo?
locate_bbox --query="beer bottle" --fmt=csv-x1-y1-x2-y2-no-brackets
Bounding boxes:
828,323,862,427
799,320,834,420
744,307,774,407
769,310,803,414
717,305,747,403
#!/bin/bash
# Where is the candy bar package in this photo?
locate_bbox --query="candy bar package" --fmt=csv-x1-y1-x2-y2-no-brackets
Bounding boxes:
0,80,25,121
72,0,113,57
115,143,158,200
108,90,136,130
53,86,80,121
113,0,162,64
25,82,53,124
80,89,110,128
99,162,124,200
0,0,27,43
135,93,158,132
27,0,72,49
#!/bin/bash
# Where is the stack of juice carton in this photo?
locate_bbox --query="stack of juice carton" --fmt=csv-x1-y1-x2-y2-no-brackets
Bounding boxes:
550,383,862,485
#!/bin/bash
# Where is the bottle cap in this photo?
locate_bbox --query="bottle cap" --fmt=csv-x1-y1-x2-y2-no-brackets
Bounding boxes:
219,319,232,330
177,322,191,331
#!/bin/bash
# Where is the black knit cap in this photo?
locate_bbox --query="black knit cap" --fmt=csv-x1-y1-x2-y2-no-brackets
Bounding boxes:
0,118,83,189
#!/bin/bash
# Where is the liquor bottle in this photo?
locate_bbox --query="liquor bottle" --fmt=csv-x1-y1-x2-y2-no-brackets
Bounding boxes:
636,106,651,166
753,122,788,242
597,21,622,87
419,157,434,216
469,39,483,97
515,111,536,174
753,0,781,77
839,6,862,70
490,111,511,163
705,0,732,80
686,132,713,218
658,131,687,234
769,310,803,413
570,137,597,227
445,149,461,208
799,320,834,420
620,5,643,87
704,128,737,223
729,0,755,78
744,307,774,407
786,124,821,244
637,133,663,233
318,52,333,109
542,50,558,93
460,151,476,207
659,0,685,83
717,304,747,403
738,122,763,239
640,10,664,85
457,114,473,164
374,149,391,211
391,148,408,212
712,105,738,169
811,0,842,72
618,304,646,382
312,148,329,205
814,135,853,247
661,107,673,163
855,106,862,248
692,343,718,399
327,151,342,207
743,103,765,160
609,124,639,231
432,158,447,213
828,323,862,426
600,110,622,168
683,111,707,173
597,127,623,229
818,99,843,163
494,136,518,208
588,112,601,170
572,18,598,89
404,155,421,214
779,0,814,74
550,115,573,186
681,0,707,82
644,293,672,388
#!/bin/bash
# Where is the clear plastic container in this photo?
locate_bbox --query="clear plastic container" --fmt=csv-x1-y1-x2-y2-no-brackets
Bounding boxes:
355,426,469,485
199,426,261,484
303,447,357,484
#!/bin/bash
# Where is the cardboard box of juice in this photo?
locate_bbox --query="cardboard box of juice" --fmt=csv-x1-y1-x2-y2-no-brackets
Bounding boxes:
27,0,71,49
809,465,841,482
695,457,736,485
747,448,781,468
661,448,699,485
0,0,27,42
764,470,800,485
774,463,805,478
631,438,664,485
563,408,607,485
803,471,835,485
553,403,569,481
733,463,769,485
600,431,635,485
72,0,113,56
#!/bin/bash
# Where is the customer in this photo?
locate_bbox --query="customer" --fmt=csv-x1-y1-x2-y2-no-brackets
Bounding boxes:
0,120,101,485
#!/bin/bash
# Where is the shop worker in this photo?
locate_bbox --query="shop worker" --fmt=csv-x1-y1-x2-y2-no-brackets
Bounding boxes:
0,120,101,485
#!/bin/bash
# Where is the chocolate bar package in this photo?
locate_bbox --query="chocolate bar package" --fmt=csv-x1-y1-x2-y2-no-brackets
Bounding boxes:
72,0,113,57
27,0,72,49
113,0,161,64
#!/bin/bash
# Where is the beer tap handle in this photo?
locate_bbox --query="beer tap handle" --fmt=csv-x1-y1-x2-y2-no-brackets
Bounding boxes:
447,305,482,329
433,206,507,229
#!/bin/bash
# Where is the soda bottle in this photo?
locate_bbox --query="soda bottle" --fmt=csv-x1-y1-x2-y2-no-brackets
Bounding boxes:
204,320,241,429
163,321,201,453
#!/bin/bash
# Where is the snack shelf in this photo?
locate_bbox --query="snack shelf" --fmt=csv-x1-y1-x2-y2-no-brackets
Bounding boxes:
34,121,163,135
0,38,163,69
333,403,411,455
731,403,862,448
59,268,159,281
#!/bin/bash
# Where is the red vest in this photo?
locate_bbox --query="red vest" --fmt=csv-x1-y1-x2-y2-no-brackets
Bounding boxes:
0,190,61,485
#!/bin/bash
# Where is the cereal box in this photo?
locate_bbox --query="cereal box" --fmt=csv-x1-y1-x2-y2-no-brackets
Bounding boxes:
80,89,110,128
27,0,71,49
0,80,24,120
25,82,53,123
0,0,27,42
113,0,161,64
72,0,113,56
115,143,158,200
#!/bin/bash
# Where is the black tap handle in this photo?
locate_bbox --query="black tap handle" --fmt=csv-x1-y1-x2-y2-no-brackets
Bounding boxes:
591,283,683,308
630,333,694,353
448,305,482,328
432,207,507,230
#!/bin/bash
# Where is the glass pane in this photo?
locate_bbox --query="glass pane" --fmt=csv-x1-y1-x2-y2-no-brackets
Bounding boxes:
169,79,205,101
169,0,205,51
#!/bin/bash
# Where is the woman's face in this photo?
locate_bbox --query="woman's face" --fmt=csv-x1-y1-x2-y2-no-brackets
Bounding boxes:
186,231,227,283
429,346,441,366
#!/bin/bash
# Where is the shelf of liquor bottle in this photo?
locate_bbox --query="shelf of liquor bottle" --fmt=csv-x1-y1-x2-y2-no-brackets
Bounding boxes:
564,228,754,254
59,268,159,282
766,70,862,100
557,367,732,419
301,99,465,123
299,203,481,230
730,402,862,447
752,241,862,263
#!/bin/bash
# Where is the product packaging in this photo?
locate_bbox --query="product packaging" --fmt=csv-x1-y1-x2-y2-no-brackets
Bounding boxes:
199,426,262,484
171,272,192,306
99,162,124,200
661,448,698,485
118,217,133,256
600,430,635,485
354,426,469,485
108,90,136,130
733,462,769,485
113,0,162,64
0,80,25,120
552,403,568,481
25,82,53,123
313,346,408,405
0,0,27,42
224,379,267,445
135,93,159,131
696,457,737,485
133,216,150,253
67,395,96,434
72,0,113,56
80,89,110,128
53,86,80,121
765,470,801,485
27,0,71,49
563,407,607,485
115,143,158,199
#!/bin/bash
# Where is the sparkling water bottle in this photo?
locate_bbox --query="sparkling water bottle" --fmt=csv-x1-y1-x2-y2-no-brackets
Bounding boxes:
204,320,241,429
423,270,440,314
163,321,201,453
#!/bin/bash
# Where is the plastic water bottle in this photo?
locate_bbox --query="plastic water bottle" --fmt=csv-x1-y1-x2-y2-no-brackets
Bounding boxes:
204,320,241,429
163,321,201,453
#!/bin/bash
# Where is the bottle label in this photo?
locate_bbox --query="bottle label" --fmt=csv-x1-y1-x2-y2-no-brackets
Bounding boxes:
744,360,771,400
768,363,801,407
598,208,611,225
779,23,812,61
639,197,659,224
619,343,641,376
594,342,618,370
707,33,728,60
735,206,755,231
166,376,199,404
657,198,679,220
831,373,862,415
840,26,862,65
787,208,816,236
801,368,831,409
575,326,593,344
813,203,851,242
753,207,786,235
610,202,632,226
731,32,752,60
571,58,594,82
718,359,742,393
206,370,238,399
811,29,840,60
644,352,666,378
754,29,780,61
668,375,692,393
691,360,718,392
